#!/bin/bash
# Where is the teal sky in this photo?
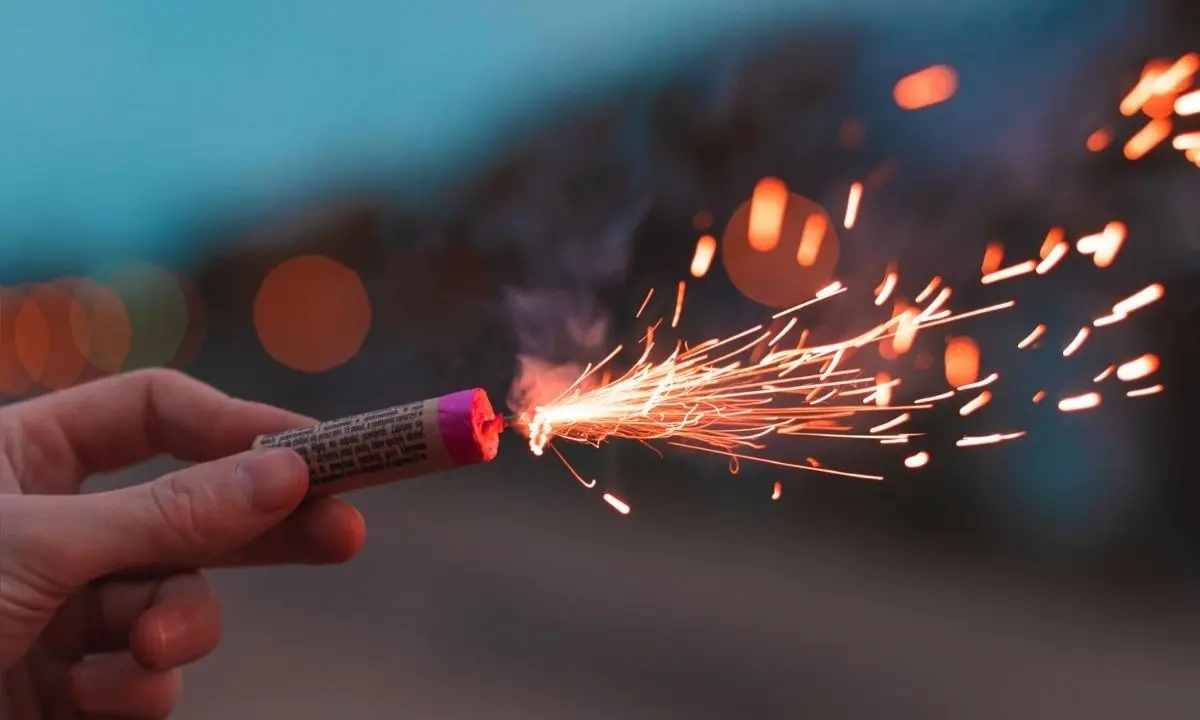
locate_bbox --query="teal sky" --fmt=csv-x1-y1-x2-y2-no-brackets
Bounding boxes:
0,0,1130,272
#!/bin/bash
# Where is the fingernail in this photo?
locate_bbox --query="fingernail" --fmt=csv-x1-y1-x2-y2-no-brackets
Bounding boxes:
238,449,305,513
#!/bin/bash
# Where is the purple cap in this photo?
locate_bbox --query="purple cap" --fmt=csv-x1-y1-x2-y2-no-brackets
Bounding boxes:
437,388,501,466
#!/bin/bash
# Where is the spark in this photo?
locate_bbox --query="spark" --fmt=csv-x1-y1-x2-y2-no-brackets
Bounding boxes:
636,288,654,318
1154,53,1199,94
672,281,686,328
957,372,999,391
957,432,1026,447
1087,129,1112,151
1119,65,1164,116
798,214,828,267
1018,324,1045,349
1093,365,1115,383
1124,118,1172,160
982,260,1036,285
816,281,844,299
875,269,898,306
1063,328,1090,357
1127,384,1164,398
844,182,864,229
1037,239,1069,275
1032,390,1046,404
904,451,930,469
1173,132,1200,151
981,242,1005,274
870,413,910,434
771,481,782,500
690,235,717,278
517,279,1019,484
1040,228,1065,258
749,177,788,252
1092,222,1126,268
915,276,942,303
602,493,631,515
1113,283,1164,316
915,390,955,403
894,65,958,110
1116,353,1159,382
1058,392,1101,413
958,391,992,416
1177,90,1200,116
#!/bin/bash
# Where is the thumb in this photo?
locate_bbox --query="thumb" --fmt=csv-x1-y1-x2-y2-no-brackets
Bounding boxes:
57,448,309,582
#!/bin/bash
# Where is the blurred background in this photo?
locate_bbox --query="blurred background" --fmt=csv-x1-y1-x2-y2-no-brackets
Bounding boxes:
5,0,1200,716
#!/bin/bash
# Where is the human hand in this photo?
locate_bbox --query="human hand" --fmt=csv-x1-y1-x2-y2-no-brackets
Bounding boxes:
0,369,366,718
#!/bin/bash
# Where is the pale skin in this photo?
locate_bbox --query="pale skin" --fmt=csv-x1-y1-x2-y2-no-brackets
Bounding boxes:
0,369,367,718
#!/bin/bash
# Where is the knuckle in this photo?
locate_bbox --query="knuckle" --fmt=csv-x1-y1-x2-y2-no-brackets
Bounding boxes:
149,471,225,551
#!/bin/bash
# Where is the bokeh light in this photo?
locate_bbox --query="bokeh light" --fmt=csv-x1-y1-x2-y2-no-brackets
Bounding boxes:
893,65,958,110
746,177,789,252
944,335,981,388
92,263,190,370
15,282,91,390
0,286,34,396
255,254,371,372
723,190,840,309
68,276,133,376
168,272,208,369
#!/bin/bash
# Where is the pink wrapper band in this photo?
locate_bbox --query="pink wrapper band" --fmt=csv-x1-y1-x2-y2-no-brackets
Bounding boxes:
252,388,501,497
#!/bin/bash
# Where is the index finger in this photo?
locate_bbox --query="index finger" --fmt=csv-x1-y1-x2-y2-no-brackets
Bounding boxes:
3,368,313,489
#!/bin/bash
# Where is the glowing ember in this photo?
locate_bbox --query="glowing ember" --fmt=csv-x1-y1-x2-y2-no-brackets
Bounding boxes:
748,178,788,252
1124,118,1172,160
904,451,930,469
1063,328,1090,357
1116,353,1159,382
602,493,631,515
1086,129,1112,151
1058,392,1102,413
844,182,864,229
1032,390,1046,404
690,235,718,278
797,214,828,267
894,65,958,110
672,281,686,328
1177,90,1200,116
958,391,992,417
771,481,782,500
981,242,1005,274
957,432,1026,447
1017,324,1046,349
1127,384,1164,398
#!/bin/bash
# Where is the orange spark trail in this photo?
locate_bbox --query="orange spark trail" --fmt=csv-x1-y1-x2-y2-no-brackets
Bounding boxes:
797,214,827,267
1127,384,1164,398
904,451,930,468
982,260,1036,285
844,182,864,228
1018,324,1045,349
672,281,686,328
690,236,717,278
1063,328,1090,357
603,493,631,514
636,288,654,318
1058,392,1102,413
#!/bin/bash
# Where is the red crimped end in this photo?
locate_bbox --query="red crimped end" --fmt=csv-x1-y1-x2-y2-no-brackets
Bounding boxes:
437,388,501,466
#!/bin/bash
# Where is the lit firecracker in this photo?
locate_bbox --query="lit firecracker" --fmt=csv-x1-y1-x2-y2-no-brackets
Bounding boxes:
504,51,1188,514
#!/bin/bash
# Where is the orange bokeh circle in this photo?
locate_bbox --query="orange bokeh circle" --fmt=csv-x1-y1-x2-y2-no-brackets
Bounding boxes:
14,282,94,390
254,255,371,372
722,191,840,309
